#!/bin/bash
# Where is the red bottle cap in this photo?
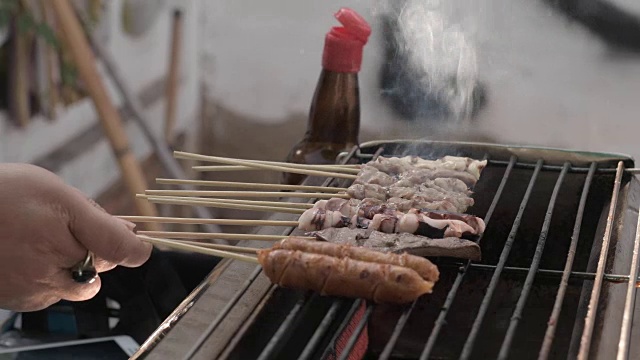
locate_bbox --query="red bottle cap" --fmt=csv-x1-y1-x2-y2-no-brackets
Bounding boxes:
322,8,371,73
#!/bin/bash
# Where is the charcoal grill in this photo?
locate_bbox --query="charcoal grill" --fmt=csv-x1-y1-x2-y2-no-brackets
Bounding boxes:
129,140,640,360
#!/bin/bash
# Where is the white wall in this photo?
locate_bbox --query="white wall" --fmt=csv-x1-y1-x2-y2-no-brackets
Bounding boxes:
200,0,640,162
0,0,202,198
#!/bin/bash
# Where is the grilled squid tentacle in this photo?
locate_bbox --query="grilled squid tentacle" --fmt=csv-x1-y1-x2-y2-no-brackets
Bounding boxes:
397,212,420,234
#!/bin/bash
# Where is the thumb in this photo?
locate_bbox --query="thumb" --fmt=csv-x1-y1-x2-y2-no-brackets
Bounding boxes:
68,198,152,267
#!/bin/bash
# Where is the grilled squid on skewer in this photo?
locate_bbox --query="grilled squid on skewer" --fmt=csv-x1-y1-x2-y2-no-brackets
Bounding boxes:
312,227,482,261
297,204,484,240
311,197,484,233
367,155,487,182
298,207,350,231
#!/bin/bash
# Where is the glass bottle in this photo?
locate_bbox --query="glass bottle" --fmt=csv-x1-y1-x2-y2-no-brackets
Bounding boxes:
282,8,371,185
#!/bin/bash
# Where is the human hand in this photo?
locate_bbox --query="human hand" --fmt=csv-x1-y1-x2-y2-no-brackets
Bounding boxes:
0,163,152,311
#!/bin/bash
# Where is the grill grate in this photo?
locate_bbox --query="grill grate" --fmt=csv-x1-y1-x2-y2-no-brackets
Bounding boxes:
578,161,624,360
132,141,640,360
460,158,543,359
418,155,517,359
538,162,595,359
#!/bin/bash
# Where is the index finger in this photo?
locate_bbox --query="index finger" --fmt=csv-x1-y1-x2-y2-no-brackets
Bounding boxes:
69,200,152,267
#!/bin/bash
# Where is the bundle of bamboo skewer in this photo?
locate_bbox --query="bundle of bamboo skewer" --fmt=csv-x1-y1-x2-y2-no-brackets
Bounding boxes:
128,150,362,259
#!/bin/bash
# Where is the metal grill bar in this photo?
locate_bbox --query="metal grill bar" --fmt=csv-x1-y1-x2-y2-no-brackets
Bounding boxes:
218,287,281,360
256,295,311,360
242,146,382,360
322,147,386,360
179,148,328,360
417,155,518,359
337,304,375,360
298,300,346,360
498,162,570,359
459,159,544,359
578,161,625,360
378,299,417,360
182,265,263,360
438,263,634,283
487,160,608,173
616,192,640,359
235,144,366,360
377,152,494,360
538,162,597,359
320,299,365,359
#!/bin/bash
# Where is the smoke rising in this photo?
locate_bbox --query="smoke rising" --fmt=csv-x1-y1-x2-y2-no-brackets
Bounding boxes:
376,0,483,126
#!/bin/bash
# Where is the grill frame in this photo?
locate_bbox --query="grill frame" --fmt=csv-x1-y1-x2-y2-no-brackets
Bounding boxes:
129,140,640,360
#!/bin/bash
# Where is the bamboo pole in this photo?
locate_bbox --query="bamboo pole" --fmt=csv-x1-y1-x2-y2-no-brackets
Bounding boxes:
77,7,224,236
164,9,183,145
40,0,60,120
9,2,31,128
50,0,160,231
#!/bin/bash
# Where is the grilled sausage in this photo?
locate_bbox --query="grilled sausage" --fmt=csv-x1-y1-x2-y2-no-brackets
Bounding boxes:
271,237,439,282
257,248,434,304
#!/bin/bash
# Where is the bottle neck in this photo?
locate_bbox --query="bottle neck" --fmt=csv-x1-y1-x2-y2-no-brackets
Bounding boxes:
303,69,360,147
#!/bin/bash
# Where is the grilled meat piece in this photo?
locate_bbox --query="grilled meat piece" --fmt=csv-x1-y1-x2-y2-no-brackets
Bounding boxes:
257,239,436,304
297,208,350,231
386,197,414,211
347,183,387,201
313,227,482,261
367,155,487,181
302,202,485,239
271,236,439,282
353,165,396,187
399,168,478,188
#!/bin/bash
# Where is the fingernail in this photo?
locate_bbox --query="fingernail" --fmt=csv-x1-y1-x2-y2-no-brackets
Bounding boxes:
116,217,137,231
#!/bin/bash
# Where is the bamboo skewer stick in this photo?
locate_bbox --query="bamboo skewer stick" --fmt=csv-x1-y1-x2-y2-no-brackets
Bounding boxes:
137,235,259,263
140,193,313,209
118,215,299,227
156,178,347,193
164,9,182,145
188,165,359,172
174,151,357,179
193,162,360,174
137,231,313,241
200,198,313,209
144,190,349,199
175,240,259,255
186,165,261,172
188,155,360,173
139,195,306,214
138,194,311,211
